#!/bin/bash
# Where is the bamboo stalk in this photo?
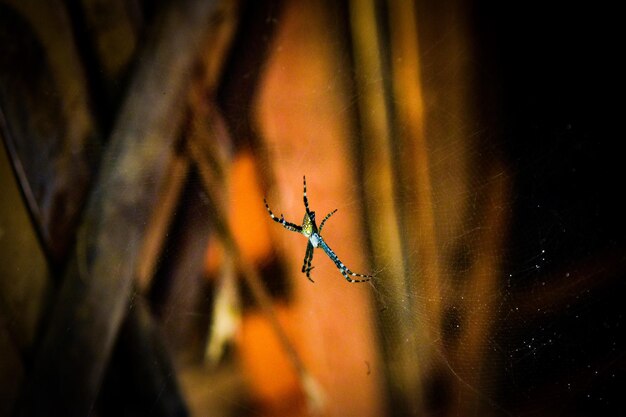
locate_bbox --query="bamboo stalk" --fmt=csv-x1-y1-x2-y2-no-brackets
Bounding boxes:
387,0,443,349
347,0,422,413
17,1,218,415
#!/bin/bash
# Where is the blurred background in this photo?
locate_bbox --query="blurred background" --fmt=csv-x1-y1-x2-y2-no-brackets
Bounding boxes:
0,0,623,416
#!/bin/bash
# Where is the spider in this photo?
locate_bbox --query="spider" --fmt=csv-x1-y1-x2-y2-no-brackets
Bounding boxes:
264,176,372,283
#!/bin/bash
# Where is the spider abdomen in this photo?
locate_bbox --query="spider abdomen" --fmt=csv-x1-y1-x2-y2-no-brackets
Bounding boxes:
309,233,321,248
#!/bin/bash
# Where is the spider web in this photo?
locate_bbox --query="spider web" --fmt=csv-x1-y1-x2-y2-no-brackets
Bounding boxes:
151,1,624,416
247,3,623,417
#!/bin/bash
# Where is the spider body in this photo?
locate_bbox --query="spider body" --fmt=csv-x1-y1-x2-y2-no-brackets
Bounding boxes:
264,176,372,283
301,211,317,240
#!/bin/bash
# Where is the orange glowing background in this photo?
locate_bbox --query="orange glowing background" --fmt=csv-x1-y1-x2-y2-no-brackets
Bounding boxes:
205,1,384,416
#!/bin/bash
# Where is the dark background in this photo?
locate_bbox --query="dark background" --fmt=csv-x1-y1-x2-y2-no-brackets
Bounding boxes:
476,1,624,415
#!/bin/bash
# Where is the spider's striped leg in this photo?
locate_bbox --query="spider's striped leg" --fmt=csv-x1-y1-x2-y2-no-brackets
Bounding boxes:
318,209,338,234
264,199,302,232
318,237,372,283
339,265,373,283
303,175,312,215
301,242,315,282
